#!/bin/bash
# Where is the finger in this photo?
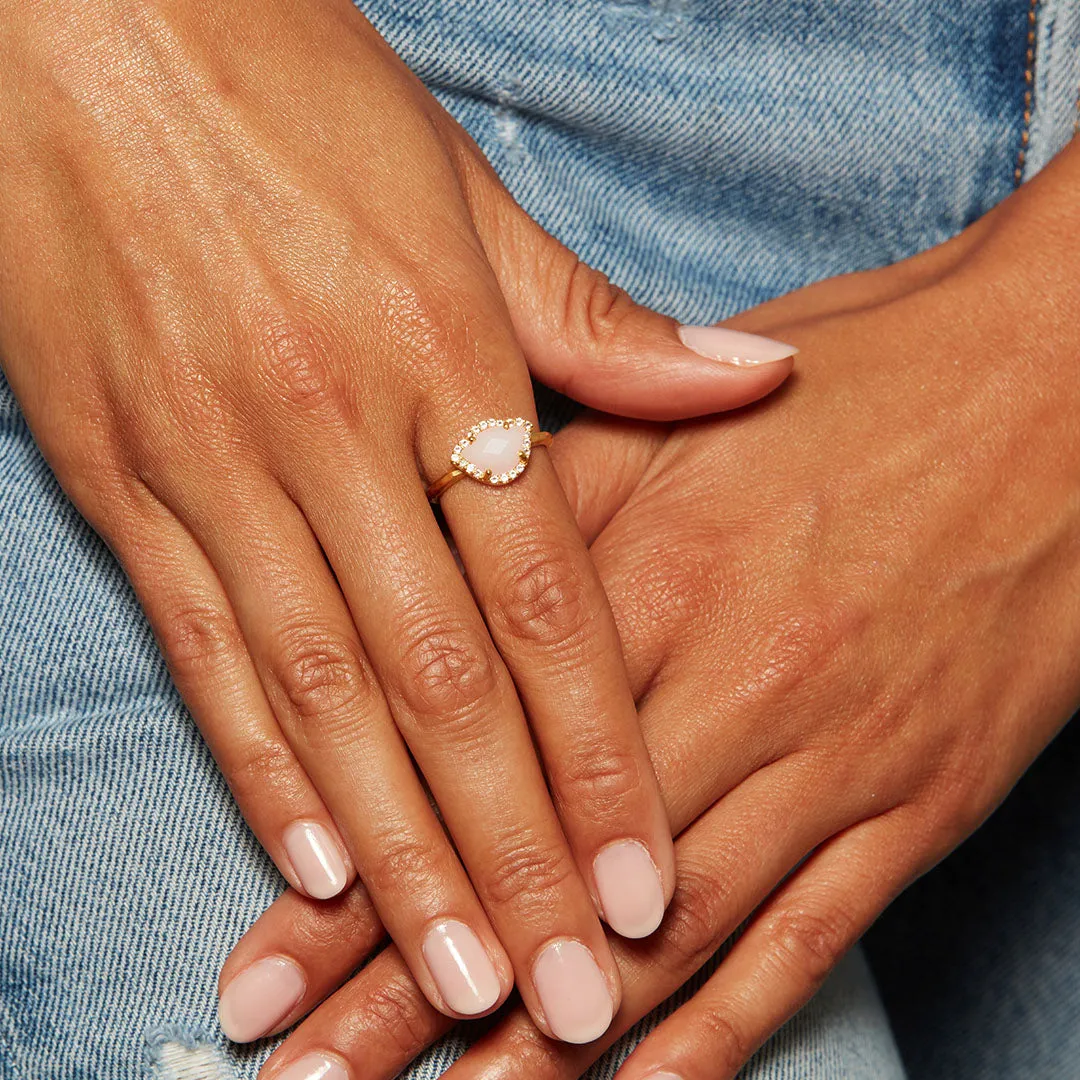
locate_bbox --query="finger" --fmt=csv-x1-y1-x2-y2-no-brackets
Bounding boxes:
262,757,865,1080
109,489,353,903
633,665,797,835
258,945,453,1080
286,441,622,1044
440,760,877,1080
612,810,916,1080
458,149,796,419
153,465,514,1028
547,414,667,545
219,881,385,1042
433,426,677,942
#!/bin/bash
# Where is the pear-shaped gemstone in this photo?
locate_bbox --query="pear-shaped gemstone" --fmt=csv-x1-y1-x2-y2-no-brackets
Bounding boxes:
458,419,531,481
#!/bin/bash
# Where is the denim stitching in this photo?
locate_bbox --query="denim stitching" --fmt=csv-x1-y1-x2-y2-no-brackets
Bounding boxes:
1016,0,1039,184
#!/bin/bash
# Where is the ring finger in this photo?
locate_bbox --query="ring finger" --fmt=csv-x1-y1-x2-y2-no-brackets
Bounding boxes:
423,411,677,942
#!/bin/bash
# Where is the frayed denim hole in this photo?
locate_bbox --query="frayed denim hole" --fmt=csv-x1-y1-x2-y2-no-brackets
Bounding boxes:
145,1024,237,1080
603,0,692,43
494,80,528,167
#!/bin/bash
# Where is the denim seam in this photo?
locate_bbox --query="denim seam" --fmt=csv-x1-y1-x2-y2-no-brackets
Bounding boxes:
1026,0,1080,177
1016,0,1039,184
0,693,182,738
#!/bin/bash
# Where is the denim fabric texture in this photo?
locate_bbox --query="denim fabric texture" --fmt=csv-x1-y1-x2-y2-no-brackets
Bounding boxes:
1,1,1076,1077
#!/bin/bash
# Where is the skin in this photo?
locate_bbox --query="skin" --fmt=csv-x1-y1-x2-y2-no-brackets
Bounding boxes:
232,143,1080,1079
0,0,791,1038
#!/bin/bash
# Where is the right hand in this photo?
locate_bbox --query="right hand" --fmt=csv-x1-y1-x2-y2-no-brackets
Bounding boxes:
0,0,795,1044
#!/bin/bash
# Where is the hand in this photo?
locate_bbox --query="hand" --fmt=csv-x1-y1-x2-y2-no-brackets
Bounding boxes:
221,144,1080,1080
0,0,795,1042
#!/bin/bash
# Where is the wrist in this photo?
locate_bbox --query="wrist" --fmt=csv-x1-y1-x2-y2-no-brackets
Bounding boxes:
950,141,1080,363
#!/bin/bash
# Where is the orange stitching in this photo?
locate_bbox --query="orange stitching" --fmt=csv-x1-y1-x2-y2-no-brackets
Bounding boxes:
1016,0,1039,185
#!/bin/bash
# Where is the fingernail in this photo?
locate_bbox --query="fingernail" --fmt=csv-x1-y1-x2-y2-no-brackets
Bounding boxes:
218,956,306,1043
677,325,798,366
422,919,502,1015
283,821,348,899
533,939,614,1044
647,1073,685,1080
272,1054,349,1080
593,839,666,939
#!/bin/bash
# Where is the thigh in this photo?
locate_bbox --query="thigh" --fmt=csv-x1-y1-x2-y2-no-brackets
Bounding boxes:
359,0,1030,323
0,369,274,1079
866,717,1080,1080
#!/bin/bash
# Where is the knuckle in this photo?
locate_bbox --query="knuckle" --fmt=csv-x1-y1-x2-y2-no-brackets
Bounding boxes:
248,306,345,417
291,886,379,954
493,1029,565,1079
226,736,305,802
269,627,372,731
743,596,865,708
661,862,734,973
697,1005,754,1077
364,829,445,899
372,265,501,385
395,616,500,725
158,602,241,679
489,542,598,653
555,741,644,820
561,255,636,352
766,903,854,987
361,975,438,1054
482,828,576,912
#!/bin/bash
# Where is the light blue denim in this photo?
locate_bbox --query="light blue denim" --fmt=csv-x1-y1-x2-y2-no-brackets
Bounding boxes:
1,1,1078,1078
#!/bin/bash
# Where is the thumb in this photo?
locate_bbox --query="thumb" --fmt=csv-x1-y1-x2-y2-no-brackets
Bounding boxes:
472,184,797,421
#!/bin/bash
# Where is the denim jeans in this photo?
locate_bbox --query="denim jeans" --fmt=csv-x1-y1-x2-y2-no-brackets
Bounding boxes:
1,1,1078,1077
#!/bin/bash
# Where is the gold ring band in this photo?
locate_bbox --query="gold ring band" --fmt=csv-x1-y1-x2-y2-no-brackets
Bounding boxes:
427,418,553,503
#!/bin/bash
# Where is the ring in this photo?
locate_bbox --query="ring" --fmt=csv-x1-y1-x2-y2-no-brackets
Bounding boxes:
426,417,553,503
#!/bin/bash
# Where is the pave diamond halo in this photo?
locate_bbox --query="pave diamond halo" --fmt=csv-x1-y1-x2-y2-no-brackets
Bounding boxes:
450,418,534,486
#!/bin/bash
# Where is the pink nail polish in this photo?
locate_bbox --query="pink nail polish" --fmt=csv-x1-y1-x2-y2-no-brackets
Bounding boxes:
533,939,614,1044
422,920,502,1015
677,325,798,366
283,821,348,900
272,1054,349,1080
218,956,305,1043
593,840,666,939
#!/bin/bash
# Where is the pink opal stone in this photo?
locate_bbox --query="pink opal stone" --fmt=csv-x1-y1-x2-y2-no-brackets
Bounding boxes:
460,421,529,479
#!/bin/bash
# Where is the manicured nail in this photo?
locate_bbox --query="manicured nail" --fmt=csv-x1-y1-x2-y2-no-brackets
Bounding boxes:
218,956,305,1043
593,839,666,939
283,821,348,900
533,939,614,1044
677,325,798,366
422,919,502,1015
272,1054,349,1080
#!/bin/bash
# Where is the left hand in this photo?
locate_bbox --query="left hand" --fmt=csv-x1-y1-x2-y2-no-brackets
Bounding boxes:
223,145,1080,1080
